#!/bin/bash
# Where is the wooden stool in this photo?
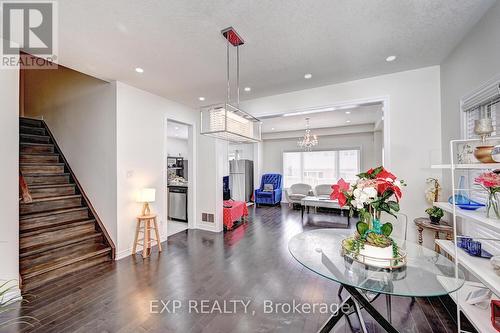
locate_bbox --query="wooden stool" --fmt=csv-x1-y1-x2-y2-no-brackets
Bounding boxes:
133,214,162,258
414,217,453,253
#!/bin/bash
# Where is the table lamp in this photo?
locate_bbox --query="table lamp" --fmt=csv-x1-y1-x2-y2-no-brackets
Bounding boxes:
137,188,156,216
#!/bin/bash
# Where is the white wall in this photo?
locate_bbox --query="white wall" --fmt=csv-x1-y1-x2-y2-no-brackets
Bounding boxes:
261,131,377,177
242,66,442,244
0,58,20,290
167,137,189,159
116,82,219,257
228,143,254,161
440,1,500,164
24,66,118,243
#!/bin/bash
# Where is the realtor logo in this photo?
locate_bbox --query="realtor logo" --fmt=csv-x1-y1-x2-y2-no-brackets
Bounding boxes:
1,1,58,68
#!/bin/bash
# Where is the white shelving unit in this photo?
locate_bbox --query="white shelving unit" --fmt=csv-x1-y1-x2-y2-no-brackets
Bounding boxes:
437,136,500,333
434,202,500,233
436,239,499,296
431,163,500,170
438,276,498,333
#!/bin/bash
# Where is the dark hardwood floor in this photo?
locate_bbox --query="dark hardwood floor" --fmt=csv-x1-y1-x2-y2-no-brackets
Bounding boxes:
3,205,474,333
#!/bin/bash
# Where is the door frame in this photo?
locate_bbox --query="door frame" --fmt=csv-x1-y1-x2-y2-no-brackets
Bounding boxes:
163,117,197,232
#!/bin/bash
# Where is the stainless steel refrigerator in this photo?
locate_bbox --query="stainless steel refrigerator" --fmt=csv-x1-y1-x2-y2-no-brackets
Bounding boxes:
229,159,254,202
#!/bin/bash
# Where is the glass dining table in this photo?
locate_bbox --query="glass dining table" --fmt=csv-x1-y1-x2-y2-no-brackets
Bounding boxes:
288,229,465,333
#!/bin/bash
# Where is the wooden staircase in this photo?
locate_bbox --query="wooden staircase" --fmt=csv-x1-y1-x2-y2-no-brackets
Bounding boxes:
19,117,115,291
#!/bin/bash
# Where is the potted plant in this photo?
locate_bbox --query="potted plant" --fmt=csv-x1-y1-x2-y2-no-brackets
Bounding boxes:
425,206,444,224
331,166,406,268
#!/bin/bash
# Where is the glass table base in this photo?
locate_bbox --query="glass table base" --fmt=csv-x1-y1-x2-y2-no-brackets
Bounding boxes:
319,284,399,333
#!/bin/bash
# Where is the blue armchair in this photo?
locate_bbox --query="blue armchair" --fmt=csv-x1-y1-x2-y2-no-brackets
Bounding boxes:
255,174,283,206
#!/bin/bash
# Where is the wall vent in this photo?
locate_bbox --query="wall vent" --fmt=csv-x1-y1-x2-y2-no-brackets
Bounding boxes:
202,213,215,223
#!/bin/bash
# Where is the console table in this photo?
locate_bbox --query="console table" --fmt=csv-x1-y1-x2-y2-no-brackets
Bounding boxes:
414,217,453,253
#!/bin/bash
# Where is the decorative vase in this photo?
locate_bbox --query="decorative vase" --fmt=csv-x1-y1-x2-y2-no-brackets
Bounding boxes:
474,145,495,163
486,192,500,219
429,215,441,224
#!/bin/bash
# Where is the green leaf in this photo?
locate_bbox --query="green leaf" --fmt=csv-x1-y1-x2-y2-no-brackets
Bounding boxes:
381,223,393,236
356,222,369,236
387,200,400,212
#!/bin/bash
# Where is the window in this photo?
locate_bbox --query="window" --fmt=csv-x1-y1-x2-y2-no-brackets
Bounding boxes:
283,149,360,188
463,88,500,204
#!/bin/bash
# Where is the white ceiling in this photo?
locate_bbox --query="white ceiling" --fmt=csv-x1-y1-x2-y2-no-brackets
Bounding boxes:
166,120,189,140
261,104,382,133
57,0,495,107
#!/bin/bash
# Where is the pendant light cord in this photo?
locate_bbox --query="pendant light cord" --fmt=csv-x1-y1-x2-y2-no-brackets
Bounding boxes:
227,39,230,104
237,45,240,107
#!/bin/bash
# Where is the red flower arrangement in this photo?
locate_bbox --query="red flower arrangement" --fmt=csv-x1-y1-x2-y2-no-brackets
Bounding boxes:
475,172,500,218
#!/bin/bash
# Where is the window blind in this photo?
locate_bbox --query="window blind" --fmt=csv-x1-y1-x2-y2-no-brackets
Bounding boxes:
463,81,500,204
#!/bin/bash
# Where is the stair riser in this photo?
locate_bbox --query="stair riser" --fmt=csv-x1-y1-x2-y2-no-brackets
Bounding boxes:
20,144,54,154
20,224,96,249
24,174,70,186
20,197,82,215
20,233,103,258
22,254,110,292
20,239,103,270
20,118,43,128
20,135,50,144
29,185,76,199
20,209,89,231
20,126,46,136
21,164,64,175
20,154,59,163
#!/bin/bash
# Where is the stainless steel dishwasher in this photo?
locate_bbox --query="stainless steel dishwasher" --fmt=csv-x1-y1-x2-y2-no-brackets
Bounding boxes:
168,186,188,222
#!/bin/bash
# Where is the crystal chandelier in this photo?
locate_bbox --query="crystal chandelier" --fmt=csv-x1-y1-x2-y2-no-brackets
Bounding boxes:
200,27,262,143
297,118,318,151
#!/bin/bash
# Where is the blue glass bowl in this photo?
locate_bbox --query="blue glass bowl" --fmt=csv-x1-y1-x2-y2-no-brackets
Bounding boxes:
448,196,485,210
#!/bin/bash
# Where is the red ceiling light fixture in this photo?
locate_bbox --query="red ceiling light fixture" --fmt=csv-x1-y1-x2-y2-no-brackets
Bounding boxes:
200,27,262,143
221,27,244,46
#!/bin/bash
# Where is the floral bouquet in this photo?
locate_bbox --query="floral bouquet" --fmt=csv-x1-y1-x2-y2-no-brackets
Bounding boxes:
475,172,500,219
331,166,406,267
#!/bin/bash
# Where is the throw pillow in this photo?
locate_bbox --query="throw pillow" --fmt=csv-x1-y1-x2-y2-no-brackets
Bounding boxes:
263,184,274,192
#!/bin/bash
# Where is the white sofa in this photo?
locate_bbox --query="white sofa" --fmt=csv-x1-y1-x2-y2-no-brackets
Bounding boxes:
285,183,312,207
314,184,333,198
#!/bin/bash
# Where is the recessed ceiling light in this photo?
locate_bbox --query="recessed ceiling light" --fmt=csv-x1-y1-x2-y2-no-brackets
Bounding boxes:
385,55,397,62
135,67,144,73
175,127,179,130
345,111,351,115
271,127,275,131
244,87,251,92
304,73,312,79
346,120,351,123
198,97,205,101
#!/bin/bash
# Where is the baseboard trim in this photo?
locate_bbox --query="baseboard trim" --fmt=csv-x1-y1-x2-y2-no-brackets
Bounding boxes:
3,285,22,302
116,235,168,261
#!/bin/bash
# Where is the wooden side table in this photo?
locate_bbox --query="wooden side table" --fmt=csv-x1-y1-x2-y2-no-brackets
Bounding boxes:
414,217,453,253
133,214,162,258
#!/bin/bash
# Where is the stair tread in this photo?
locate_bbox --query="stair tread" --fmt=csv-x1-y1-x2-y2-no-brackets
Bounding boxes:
21,243,110,278
21,162,65,166
20,231,103,257
24,173,70,177
20,142,53,147
21,152,59,156
20,133,49,138
20,217,95,237
20,207,88,220
21,218,95,234
28,183,76,189
20,194,81,204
